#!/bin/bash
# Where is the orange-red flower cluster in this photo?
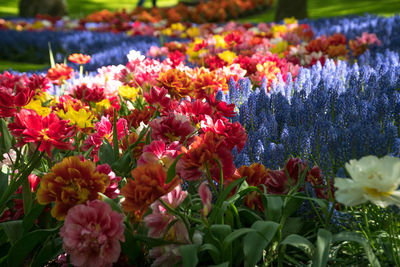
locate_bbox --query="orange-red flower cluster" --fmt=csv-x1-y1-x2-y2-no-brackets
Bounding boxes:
68,53,92,65
47,63,74,86
121,162,180,218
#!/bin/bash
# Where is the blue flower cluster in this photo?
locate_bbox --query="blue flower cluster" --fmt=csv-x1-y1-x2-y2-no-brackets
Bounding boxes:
222,56,400,176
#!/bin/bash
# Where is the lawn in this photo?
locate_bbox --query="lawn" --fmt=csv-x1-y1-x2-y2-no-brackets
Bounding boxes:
0,0,400,72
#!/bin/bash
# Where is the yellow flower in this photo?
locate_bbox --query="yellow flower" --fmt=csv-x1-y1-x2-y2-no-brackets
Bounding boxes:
214,35,227,49
187,27,200,38
119,85,140,101
94,99,111,114
271,24,287,37
58,106,94,129
284,17,298,25
218,50,237,64
23,99,51,117
270,41,289,58
161,28,172,36
170,23,185,32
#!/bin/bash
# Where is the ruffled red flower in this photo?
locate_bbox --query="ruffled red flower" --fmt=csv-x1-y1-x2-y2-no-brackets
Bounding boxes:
149,112,195,144
144,86,172,112
122,107,155,129
70,83,105,103
175,99,213,125
177,131,235,182
68,53,92,64
8,109,74,156
0,72,35,117
201,115,247,152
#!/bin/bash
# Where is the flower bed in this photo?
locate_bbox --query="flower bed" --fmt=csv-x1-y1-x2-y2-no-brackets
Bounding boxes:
0,14,399,266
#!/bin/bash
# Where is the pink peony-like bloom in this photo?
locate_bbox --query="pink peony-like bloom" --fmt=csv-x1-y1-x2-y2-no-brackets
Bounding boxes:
198,181,212,216
144,185,188,239
145,185,189,267
60,200,125,267
137,140,180,171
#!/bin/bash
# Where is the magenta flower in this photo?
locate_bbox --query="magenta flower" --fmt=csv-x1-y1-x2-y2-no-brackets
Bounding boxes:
137,140,180,171
96,164,121,199
60,200,125,267
149,112,195,144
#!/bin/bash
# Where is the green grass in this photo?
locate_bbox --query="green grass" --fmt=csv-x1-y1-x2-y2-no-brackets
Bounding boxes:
1,0,400,71
0,60,49,72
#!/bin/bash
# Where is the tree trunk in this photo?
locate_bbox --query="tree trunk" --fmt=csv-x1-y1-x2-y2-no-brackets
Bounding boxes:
274,0,308,22
19,0,68,18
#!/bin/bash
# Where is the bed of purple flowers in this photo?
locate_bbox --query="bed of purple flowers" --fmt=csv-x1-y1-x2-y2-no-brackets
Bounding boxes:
0,13,399,266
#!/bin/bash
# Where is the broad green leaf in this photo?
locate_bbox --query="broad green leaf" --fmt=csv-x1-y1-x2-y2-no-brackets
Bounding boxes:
280,234,315,258
180,244,199,267
211,224,232,242
223,228,256,246
265,195,283,222
98,139,115,166
244,221,279,267
7,227,60,267
165,154,183,184
0,220,23,245
22,203,45,234
209,262,229,267
282,192,305,218
111,151,132,176
333,231,380,267
22,177,32,215
98,193,123,213
0,119,12,156
0,168,8,199
312,229,332,267
31,237,63,267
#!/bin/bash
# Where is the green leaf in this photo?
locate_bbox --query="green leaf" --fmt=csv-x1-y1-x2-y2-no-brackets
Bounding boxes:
0,220,23,245
31,237,63,267
7,227,60,267
98,139,115,166
223,228,256,246
22,203,45,234
333,231,380,267
0,119,12,156
111,151,132,176
112,111,119,160
22,177,32,216
244,221,279,267
282,192,305,218
209,262,229,267
121,229,145,264
265,195,283,222
180,244,199,267
165,154,183,184
0,168,8,199
312,229,332,267
211,224,232,242
98,192,123,214
280,234,315,258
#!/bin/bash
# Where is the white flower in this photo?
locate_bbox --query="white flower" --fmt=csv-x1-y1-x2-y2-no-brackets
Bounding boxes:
334,155,400,208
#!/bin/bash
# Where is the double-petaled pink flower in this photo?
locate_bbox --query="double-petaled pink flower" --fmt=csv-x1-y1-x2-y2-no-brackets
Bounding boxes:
60,200,125,267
